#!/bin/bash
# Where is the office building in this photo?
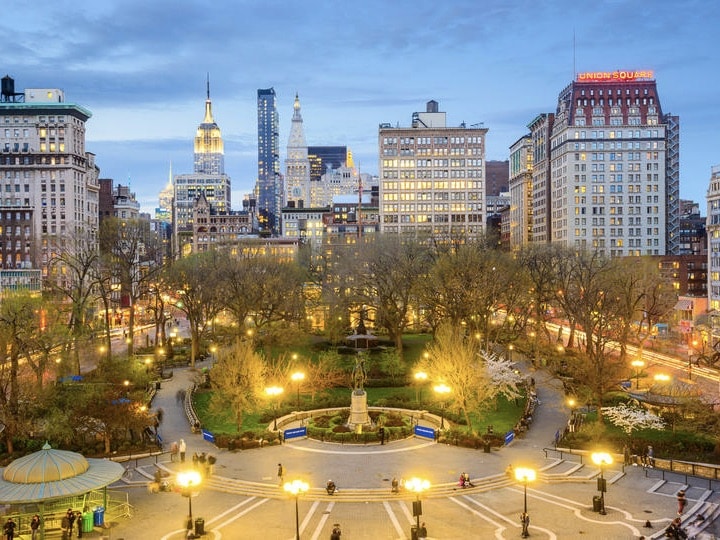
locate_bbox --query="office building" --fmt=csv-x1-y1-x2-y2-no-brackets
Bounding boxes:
0,75,99,279
308,146,348,184
257,88,281,234
378,100,488,239
707,165,720,317
508,135,533,248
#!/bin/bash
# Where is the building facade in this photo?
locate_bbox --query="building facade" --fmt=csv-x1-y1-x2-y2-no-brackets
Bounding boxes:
546,72,679,256
508,135,533,248
707,165,720,315
378,100,488,239
192,192,253,253
257,88,281,235
0,75,99,278
308,146,348,184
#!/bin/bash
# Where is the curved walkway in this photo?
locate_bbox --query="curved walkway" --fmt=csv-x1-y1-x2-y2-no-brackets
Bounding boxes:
106,355,719,539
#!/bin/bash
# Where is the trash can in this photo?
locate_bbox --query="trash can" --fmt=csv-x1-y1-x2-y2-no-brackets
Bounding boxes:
592,495,602,512
195,517,205,535
93,506,105,527
82,511,94,532
410,525,418,540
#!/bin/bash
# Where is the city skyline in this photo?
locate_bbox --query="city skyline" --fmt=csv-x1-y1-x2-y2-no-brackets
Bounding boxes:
3,0,719,213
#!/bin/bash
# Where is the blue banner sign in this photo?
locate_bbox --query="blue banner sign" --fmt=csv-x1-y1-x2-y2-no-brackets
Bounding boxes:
504,430,515,445
202,429,215,443
283,427,307,440
414,425,435,440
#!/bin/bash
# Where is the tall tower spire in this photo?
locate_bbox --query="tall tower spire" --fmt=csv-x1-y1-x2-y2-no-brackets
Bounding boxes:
285,93,310,206
194,75,224,174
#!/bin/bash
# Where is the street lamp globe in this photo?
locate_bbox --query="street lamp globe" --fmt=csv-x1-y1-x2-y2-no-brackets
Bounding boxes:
514,467,536,538
591,452,613,515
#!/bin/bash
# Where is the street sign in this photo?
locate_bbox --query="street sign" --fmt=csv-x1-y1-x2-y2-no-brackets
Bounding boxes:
283,427,307,440
414,425,435,440
504,430,515,445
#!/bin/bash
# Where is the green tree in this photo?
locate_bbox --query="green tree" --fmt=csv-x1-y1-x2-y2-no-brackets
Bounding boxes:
209,339,268,430
419,323,493,432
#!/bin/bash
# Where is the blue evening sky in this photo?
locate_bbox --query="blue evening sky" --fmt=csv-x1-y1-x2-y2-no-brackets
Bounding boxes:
2,0,718,213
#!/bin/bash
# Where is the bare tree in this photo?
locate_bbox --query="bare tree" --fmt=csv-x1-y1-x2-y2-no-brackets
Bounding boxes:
355,235,432,359
163,251,224,367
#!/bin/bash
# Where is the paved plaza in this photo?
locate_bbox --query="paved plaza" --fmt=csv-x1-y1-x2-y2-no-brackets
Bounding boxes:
100,354,720,540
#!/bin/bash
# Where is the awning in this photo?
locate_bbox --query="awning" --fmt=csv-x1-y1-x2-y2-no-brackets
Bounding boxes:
674,299,693,311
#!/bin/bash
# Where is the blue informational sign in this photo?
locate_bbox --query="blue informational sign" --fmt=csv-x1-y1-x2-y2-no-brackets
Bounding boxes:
283,427,307,440
202,429,215,443
414,425,435,440
504,430,515,445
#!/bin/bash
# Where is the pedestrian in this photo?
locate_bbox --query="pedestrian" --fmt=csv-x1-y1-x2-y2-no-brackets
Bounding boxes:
170,441,179,462
391,477,399,493
192,452,199,469
463,472,475,487
330,523,341,540
623,444,631,466
664,517,687,539
277,463,285,486
3,517,15,540
76,511,83,538
646,445,654,468
677,489,687,514
179,438,186,463
30,515,40,540
417,521,428,539
66,509,76,536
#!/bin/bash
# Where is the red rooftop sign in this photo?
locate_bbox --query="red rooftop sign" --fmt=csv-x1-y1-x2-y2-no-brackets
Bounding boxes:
577,70,654,82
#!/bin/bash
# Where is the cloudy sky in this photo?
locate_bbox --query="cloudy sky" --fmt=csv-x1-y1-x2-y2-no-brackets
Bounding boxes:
3,0,718,213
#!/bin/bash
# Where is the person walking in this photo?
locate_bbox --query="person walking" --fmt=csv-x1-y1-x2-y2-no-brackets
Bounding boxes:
30,515,40,540
179,439,186,463
647,445,655,468
3,517,16,540
66,509,76,536
76,511,84,538
330,523,341,539
277,463,285,486
677,489,687,514
417,522,428,539
623,444,631,466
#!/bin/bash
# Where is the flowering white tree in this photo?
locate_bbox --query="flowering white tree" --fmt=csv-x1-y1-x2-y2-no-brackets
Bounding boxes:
601,403,665,436
482,350,524,407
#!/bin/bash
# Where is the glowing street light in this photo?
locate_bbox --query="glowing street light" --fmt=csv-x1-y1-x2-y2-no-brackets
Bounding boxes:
291,371,305,409
433,384,451,429
177,470,202,533
405,477,430,539
414,371,428,404
591,452,613,515
631,359,645,389
514,467,536,537
265,386,284,431
284,479,309,540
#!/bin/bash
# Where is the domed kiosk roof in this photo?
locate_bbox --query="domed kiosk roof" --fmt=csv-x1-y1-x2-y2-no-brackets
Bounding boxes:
0,443,124,504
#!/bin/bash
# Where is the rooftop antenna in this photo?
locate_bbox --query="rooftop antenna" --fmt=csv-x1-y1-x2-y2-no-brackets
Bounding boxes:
572,30,576,80
206,73,210,99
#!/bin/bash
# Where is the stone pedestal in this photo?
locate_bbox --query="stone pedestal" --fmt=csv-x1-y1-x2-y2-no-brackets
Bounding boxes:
349,390,370,428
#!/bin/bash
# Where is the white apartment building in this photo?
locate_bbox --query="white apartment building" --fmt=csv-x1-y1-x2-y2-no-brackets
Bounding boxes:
707,165,720,318
378,100,488,239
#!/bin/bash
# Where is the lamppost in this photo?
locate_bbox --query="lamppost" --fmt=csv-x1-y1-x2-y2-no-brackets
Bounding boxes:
291,371,305,409
631,359,645,390
591,452,612,515
433,383,451,429
283,479,309,540
688,346,694,380
405,477,430,539
265,386,284,431
507,343,514,363
514,467,536,537
414,371,427,404
177,470,202,535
